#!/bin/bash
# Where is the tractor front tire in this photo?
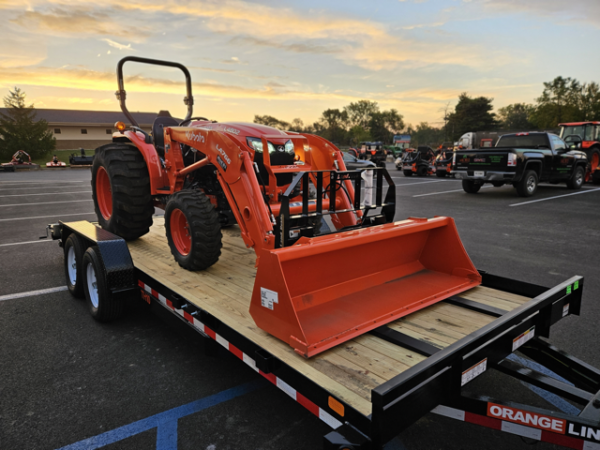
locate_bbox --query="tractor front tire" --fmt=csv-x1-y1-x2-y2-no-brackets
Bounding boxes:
165,190,222,271
91,143,154,241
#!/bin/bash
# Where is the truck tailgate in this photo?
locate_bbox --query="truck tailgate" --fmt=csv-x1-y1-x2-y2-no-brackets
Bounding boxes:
455,150,508,172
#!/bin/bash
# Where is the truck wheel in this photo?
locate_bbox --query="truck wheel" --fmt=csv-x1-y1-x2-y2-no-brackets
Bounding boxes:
566,166,585,190
64,234,86,299
516,170,538,197
462,180,481,194
165,190,222,271
82,246,123,322
403,170,413,177
417,165,428,177
91,143,154,241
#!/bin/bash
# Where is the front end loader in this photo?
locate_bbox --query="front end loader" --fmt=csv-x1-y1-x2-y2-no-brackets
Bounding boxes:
91,56,481,357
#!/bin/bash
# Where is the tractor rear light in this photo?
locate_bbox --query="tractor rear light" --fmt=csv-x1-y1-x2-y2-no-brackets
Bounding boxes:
507,153,517,166
115,121,126,133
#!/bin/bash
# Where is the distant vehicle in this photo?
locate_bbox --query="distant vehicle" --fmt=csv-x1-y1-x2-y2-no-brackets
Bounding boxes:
456,131,507,150
559,121,600,183
69,148,95,166
342,152,376,170
401,146,436,176
452,132,588,197
392,134,411,151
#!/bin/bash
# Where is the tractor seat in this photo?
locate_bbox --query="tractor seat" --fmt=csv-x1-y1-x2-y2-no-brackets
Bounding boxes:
152,116,180,157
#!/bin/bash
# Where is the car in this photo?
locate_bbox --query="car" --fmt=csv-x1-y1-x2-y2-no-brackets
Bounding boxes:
342,151,376,170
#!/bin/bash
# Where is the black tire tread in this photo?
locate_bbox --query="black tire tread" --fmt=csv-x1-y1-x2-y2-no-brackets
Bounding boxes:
64,233,85,299
83,246,123,322
516,170,538,197
91,143,154,240
165,190,222,271
566,165,585,190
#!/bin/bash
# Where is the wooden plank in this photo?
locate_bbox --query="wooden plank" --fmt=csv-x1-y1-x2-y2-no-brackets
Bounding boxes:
357,335,427,368
457,292,522,312
465,286,530,305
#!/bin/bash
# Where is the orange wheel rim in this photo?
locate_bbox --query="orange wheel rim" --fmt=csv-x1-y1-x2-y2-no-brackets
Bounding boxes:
170,209,191,256
96,166,112,220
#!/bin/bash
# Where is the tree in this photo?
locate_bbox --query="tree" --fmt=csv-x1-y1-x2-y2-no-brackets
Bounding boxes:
318,109,348,144
579,82,600,122
344,100,379,129
445,93,499,140
497,103,535,130
289,118,305,132
368,109,404,143
0,87,55,159
408,122,446,147
253,114,290,130
530,77,582,129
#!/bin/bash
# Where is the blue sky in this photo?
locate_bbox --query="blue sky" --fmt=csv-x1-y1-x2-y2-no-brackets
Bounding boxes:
1,0,599,128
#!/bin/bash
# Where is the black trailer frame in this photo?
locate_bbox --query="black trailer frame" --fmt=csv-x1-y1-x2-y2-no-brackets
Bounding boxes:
51,220,600,450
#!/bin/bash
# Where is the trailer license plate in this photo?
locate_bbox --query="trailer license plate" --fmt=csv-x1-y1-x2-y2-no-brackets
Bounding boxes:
474,171,485,177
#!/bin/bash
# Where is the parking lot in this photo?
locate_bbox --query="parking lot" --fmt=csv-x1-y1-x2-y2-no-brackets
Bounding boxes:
1,165,599,450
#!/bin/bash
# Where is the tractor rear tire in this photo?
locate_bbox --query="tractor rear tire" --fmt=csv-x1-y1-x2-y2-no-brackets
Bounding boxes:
462,180,481,194
165,190,222,271
566,166,585,190
403,170,413,177
516,170,538,197
64,233,86,299
91,143,154,241
593,171,600,185
436,170,446,178
417,165,428,177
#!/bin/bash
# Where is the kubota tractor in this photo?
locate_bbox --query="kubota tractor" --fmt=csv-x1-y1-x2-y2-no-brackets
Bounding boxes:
91,57,481,357
559,122,600,183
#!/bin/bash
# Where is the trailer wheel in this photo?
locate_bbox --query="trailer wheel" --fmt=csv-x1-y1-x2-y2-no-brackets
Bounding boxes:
91,143,154,241
566,166,585,190
403,170,413,177
64,234,85,298
82,246,123,322
165,190,222,271
417,165,428,177
462,180,481,194
516,170,538,197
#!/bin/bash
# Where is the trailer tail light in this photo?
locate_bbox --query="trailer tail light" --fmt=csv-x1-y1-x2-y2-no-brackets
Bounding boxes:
507,153,517,167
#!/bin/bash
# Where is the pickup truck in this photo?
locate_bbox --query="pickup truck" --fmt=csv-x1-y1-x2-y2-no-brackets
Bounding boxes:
452,132,588,196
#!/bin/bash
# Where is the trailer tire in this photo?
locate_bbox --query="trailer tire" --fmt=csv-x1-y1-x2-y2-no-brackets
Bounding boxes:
566,166,585,190
462,180,481,194
165,190,222,271
91,143,154,241
516,170,538,197
83,246,123,322
403,170,413,177
64,234,85,299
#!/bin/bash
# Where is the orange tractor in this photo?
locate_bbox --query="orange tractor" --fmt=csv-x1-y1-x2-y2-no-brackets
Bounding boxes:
559,122,600,184
92,57,481,357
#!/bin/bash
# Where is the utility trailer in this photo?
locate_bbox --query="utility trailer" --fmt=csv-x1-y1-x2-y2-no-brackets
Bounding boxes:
48,218,600,450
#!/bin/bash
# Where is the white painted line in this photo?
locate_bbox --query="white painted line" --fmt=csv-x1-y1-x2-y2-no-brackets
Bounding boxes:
413,185,494,197
0,212,96,222
510,188,600,207
0,191,92,198
0,186,89,192
0,199,92,207
0,180,84,184
391,179,455,186
0,286,68,302
0,239,56,247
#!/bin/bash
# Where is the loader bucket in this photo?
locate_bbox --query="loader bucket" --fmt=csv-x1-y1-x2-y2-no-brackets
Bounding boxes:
249,216,481,357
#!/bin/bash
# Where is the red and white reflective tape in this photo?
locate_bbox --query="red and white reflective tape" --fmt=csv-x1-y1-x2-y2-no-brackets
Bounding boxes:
138,281,342,430
432,405,600,450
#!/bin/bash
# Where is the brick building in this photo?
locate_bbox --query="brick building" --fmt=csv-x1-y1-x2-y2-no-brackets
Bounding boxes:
0,108,168,150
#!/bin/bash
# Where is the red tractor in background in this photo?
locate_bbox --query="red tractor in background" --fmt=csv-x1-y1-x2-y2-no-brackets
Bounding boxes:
559,122,600,184
88,56,480,357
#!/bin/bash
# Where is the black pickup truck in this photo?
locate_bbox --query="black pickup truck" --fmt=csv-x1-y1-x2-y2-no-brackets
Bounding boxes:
452,132,588,196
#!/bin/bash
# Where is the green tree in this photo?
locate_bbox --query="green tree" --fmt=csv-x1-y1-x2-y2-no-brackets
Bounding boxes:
497,103,536,130
530,77,582,129
579,82,600,121
253,114,290,130
318,108,348,144
344,100,379,129
348,125,371,146
407,122,445,147
445,93,499,140
369,109,404,143
0,87,55,159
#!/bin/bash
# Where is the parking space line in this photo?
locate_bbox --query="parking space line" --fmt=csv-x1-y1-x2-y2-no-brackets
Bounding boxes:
0,180,84,184
0,199,92,207
0,239,55,247
390,179,455,186
0,212,96,222
0,286,68,302
413,186,494,197
56,379,268,450
509,188,600,207
0,191,91,198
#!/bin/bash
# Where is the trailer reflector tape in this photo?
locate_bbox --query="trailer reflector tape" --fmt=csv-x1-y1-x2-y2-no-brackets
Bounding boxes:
431,405,465,421
461,358,487,386
137,280,343,430
502,421,542,440
512,326,535,352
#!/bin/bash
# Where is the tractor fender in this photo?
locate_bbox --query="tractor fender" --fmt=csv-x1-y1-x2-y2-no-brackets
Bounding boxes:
112,131,169,194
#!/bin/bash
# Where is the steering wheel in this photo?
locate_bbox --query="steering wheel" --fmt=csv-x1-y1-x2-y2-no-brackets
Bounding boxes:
179,117,210,126
563,134,583,148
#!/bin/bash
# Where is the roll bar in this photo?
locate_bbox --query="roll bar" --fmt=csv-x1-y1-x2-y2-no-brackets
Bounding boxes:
116,56,193,127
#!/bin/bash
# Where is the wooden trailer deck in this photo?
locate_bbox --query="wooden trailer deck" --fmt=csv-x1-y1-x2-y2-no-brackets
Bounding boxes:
128,218,531,417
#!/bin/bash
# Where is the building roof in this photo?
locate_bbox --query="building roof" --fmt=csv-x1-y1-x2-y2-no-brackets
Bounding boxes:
0,108,168,127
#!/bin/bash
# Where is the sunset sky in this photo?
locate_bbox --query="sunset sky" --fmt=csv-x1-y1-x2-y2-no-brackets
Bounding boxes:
1,0,599,128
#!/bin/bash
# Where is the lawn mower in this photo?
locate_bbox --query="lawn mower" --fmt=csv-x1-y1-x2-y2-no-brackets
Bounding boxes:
400,146,436,176
90,56,480,357
1,150,39,172
46,155,67,168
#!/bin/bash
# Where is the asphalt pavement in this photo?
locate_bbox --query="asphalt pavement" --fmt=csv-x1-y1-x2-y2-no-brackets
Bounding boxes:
1,164,599,450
